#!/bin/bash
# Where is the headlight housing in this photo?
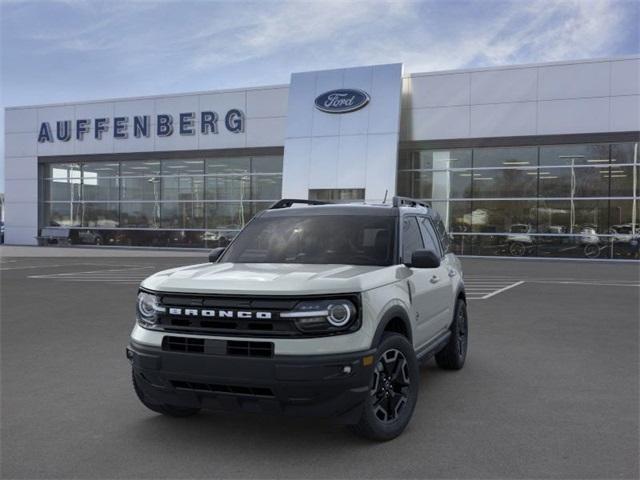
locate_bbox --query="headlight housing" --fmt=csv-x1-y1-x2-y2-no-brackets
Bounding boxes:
282,298,359,334
136,291,165,328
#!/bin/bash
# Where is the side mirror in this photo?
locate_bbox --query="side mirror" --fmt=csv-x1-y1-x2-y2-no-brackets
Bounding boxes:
407,249,440,268
208,247,225,263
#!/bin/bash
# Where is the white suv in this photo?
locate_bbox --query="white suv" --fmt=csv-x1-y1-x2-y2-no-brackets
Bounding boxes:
127,197,468,440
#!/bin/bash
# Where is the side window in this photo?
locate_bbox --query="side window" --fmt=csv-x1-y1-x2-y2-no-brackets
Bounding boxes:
402,217,424,263
433,216,450,253
419,217,442,257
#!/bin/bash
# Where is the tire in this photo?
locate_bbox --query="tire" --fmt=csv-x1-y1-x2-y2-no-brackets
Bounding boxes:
583,244,600,259
349,333,419,441
132,370,200,417
508,242,526,257
435,299,468,370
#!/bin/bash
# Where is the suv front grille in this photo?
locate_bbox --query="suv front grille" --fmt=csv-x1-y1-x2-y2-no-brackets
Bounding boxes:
153,293,359,338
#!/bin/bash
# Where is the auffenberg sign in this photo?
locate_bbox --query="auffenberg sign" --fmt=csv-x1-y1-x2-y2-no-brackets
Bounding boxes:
314,89,370,113
37,109,245,143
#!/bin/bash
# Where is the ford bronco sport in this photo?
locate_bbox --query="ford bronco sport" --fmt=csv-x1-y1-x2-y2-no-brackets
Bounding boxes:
127,197,468,440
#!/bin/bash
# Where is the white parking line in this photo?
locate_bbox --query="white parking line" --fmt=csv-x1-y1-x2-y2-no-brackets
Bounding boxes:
28,266,155,284
480,281,525,299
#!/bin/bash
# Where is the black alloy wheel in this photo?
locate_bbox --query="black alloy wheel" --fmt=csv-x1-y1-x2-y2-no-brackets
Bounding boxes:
371,348,411,423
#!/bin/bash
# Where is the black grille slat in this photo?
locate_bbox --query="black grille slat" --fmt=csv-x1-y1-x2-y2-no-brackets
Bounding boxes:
227,340,274,358
170,380,274,397
162,336,204,353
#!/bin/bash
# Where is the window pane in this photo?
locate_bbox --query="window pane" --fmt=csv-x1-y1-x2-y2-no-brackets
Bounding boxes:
397,170,472,199
609,199,639,231
402,217,424,262
418,217,441,256
162,176,204,201
82,162,119,177
120,160,161,176
537,166,610,197
120,202,160,228
473,147,537,168
41,178,81,202
251,156,283,174
611,142,638,165
161,159,204,176
538,199,609,234
206,176,248,200
121,177,162,201
82,175,119,202
44,202,81,227
398,149,472,170
540,144,609,166
205,202,250,230
43,163,81,179
82,203,119,227
308,189,365,201
472,168,537,198
470,200,537,233
206,157,250,175
251,175,282,200
160,202,204,229
608,166,637,197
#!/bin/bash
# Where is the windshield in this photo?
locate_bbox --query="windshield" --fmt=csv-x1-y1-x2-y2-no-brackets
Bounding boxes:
221,214,396,266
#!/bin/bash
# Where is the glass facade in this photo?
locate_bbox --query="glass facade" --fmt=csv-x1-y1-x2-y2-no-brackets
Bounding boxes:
39,155,282,247
397,142,639,259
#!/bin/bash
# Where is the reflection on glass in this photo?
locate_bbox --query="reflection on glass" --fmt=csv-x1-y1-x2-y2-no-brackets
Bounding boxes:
472,169,537,197
120,202,160,228
538,199,609,234
308,189,365,201
470,201,537,233
473,146,537,168
120,160,161,176
45,203,81,227
540,144,609,166
82,203,119,228
161,202,205,229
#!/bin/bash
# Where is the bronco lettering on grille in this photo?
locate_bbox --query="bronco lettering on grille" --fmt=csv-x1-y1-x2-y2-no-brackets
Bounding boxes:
167,308,272,320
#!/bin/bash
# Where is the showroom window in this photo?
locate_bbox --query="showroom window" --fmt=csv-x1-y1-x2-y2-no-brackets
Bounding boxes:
308,189,365,202
39,154,283,248
398,142,639,259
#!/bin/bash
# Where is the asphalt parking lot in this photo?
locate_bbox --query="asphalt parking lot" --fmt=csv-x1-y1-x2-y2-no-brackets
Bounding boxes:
1,248,638,479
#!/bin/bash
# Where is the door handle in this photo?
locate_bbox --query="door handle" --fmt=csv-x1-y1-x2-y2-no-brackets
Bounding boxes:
430,275,440,284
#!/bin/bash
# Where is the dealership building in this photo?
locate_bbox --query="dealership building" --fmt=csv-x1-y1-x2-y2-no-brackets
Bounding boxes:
3,56,639,259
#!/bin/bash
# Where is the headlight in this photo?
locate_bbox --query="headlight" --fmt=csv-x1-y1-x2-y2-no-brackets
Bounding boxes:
136,292,164,328
281,298,358,333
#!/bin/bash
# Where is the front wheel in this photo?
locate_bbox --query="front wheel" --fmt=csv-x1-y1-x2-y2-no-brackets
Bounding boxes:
349,333,419,441
435,299,468,370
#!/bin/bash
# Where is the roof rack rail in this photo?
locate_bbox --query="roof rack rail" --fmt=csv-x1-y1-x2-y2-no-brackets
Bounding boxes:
269,198,330,209
392,196,430,209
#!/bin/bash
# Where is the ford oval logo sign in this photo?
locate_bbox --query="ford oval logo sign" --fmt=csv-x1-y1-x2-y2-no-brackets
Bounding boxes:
314,89,370,114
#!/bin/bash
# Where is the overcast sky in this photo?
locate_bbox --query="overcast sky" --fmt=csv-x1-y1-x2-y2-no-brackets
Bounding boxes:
1,0,639,192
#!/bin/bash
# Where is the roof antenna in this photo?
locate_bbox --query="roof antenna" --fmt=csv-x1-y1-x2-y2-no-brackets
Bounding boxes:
382,189,388,204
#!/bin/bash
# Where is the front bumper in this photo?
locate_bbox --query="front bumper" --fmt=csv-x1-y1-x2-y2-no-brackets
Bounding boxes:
127,340,376,424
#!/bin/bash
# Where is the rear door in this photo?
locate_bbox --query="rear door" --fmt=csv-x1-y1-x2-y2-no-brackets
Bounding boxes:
401,216,448,347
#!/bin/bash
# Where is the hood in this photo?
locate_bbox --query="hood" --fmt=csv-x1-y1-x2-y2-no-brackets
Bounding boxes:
140,262,399,295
